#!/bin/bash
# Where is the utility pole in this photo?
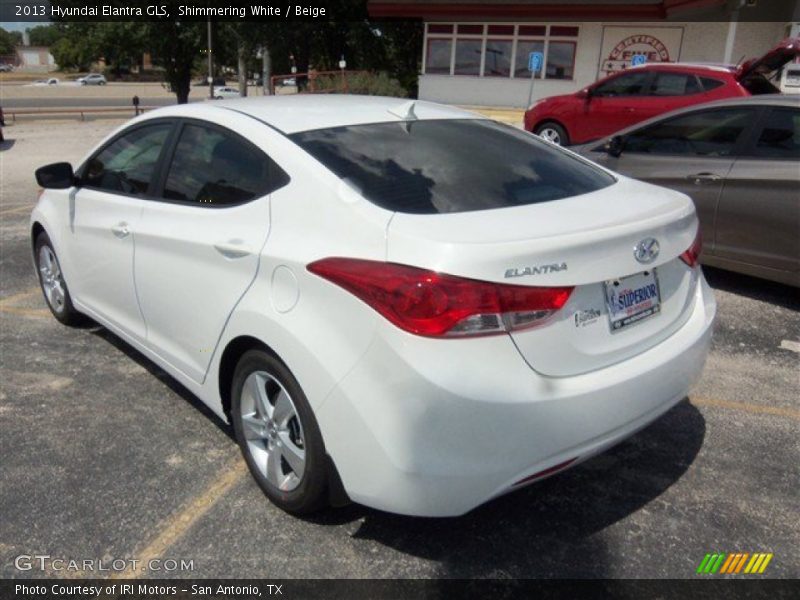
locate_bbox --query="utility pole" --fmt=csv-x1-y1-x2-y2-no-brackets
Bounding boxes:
237,42,247,97
262,44,271,96
207,18,214,100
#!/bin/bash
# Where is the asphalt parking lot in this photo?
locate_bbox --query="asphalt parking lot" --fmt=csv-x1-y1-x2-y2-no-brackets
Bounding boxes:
1,118,798,580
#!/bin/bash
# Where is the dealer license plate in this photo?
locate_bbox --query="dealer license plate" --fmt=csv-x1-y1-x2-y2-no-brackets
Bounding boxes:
604,270,661,332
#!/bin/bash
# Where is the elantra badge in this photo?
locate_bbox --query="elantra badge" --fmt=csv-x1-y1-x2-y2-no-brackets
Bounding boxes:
633,238,660,264
505,263,567,278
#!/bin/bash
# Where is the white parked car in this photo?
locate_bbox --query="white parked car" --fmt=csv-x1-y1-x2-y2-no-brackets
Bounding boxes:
31,96,715,517
30,77,59,86
78,73,107,85
212,86,241,99
779,63,800,94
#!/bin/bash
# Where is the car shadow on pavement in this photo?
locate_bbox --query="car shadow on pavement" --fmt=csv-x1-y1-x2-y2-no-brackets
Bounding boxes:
703,266,799,312
309,399,706,578
85,320,705,578
87,324,236,441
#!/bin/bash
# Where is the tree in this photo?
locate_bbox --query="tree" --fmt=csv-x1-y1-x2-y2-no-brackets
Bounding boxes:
49,24,98,71
374,21,424,97
0,27,23,56
91,23,145,75
28,24,62,47
141,21,205,104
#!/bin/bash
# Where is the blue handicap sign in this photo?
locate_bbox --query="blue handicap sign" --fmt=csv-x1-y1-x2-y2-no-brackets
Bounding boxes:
528,51,544,73
632,54,647,67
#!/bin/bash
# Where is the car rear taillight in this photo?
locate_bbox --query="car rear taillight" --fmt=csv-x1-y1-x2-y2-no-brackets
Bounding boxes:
679,230,702,268
308,258,573,338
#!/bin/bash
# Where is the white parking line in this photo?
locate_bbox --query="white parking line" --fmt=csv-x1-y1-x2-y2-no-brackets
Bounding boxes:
779,340,800,353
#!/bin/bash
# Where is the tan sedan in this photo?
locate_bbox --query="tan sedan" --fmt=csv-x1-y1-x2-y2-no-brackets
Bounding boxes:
576,96,799,287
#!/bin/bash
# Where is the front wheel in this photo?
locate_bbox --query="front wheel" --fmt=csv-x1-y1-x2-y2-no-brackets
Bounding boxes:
231,350,328,514
535,122,569,146
34,232,83,326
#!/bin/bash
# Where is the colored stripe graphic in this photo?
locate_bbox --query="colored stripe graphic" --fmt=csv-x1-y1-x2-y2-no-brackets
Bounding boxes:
710,553,726,573
697,552,772,575
697,554,712,574
745,554,760,573
734,553,749,573
758,554,773,573
720,554,736,574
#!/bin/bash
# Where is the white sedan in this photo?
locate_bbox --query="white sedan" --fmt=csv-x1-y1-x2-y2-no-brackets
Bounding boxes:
30,95,715,517
212,86,241,99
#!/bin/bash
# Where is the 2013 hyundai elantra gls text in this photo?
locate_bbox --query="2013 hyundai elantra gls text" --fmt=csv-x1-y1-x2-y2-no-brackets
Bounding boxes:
31,95,715,517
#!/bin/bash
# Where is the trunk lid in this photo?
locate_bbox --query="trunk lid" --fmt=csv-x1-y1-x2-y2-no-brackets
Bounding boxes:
736,37,800,81
386,176,700,376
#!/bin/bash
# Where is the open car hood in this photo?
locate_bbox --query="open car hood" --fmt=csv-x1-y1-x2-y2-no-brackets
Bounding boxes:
736,37,800,81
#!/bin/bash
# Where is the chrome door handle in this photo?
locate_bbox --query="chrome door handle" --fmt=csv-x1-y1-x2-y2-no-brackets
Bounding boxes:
687,173,721,185
111,223,130,238
214,241,251,259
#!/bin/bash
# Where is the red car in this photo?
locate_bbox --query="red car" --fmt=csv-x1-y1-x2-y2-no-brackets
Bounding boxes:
524,37,799,146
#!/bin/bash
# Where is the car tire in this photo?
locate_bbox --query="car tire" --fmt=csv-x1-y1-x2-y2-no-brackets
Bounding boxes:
34,232,84,326
535,122,569,146
231,349,328,515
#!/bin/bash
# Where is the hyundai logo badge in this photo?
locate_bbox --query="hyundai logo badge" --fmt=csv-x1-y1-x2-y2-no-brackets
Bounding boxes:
634,238,660,264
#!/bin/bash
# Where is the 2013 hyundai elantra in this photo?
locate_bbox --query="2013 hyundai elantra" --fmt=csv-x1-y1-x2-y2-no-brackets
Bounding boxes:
31,95,715,517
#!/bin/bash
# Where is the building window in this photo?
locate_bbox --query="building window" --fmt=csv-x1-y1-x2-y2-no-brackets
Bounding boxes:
428,24,453,35
485,39,513,77
515,40,545,78
550,26,579,37
425,38,452,74
519,25,546,36
424,23,579,80
545,41,576,80
454,39,482,75
457,24,483,35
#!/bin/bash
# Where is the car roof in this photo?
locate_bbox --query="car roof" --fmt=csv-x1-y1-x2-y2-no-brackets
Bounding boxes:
144,95,486,134
628,62,736,74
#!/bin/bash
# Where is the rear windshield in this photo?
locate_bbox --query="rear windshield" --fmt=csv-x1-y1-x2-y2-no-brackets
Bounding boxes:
290,119,615,214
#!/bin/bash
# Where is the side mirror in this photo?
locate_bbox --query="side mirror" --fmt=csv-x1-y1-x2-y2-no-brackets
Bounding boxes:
605,135,625,158
576,88,591,100
35,162,76,189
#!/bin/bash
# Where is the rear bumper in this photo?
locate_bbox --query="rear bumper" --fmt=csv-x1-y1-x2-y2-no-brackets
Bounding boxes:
317,273,716,517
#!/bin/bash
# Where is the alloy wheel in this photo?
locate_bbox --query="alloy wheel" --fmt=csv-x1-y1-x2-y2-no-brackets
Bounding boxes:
538,127,562,144
38,245,66,313
239,371,306,492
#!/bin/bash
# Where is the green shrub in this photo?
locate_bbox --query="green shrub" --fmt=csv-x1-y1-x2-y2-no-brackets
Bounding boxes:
313,71,407,97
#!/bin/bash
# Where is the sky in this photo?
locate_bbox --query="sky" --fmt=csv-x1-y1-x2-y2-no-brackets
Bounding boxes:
1,22,32,32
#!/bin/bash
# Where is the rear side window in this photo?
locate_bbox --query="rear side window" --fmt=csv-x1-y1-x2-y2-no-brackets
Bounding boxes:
650,72,701,96
290,119,615,214
163,124,287,206
624,108,754,157
593,71,652,97
751,108,800,159
699,77,725,92
83,124,171,196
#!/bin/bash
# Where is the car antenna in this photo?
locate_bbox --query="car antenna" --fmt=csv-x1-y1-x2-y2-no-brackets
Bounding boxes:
388,101,418,133
388,100,418,121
